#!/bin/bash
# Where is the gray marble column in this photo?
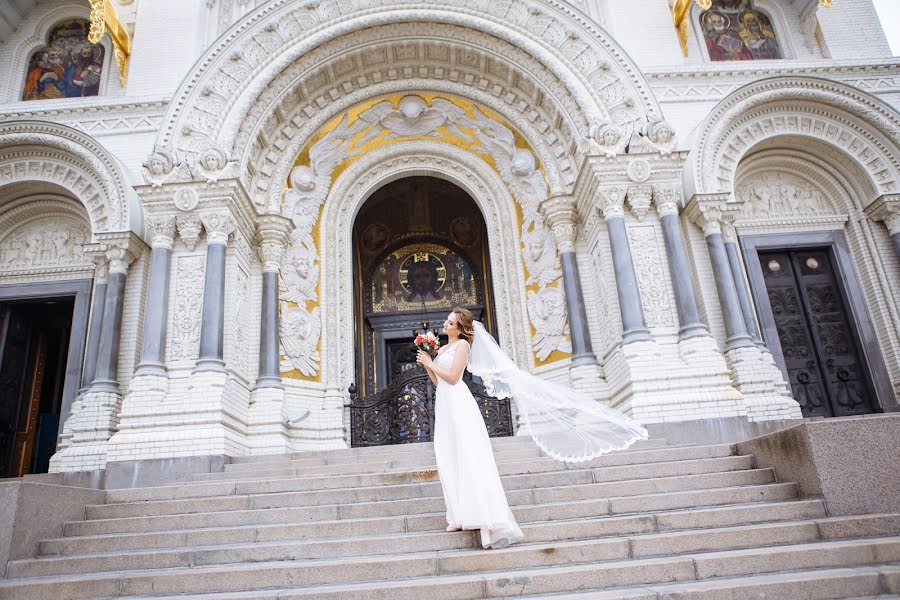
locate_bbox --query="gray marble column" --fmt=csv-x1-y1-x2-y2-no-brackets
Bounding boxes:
686,198,754,352
652,185,709,341
864,195,900,261
255,213,291,388
136,216,176,376
80,259,108,392
722,222,764,348
91,245,136,393
195,211,236,373
541,196,597,366
598,186,651,344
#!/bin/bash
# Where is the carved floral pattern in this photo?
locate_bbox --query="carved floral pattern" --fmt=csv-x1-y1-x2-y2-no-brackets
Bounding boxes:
169,255,206,361
628,225,676,328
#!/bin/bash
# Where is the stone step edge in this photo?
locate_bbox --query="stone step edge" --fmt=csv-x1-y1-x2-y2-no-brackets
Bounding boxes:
97,464,766,509
1,536,897,590
50,498,827,548
203,455,753,487
18,514,896,573
112,563,900,600
76,480,794,530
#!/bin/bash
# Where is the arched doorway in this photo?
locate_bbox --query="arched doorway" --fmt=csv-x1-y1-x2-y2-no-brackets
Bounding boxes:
349,176,513,446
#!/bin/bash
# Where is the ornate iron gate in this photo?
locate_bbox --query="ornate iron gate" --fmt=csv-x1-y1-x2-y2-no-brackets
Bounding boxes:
349,368,513,446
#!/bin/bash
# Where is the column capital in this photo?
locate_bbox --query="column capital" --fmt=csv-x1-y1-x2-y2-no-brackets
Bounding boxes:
651,183,682,218
595,185,627,220
256,213,292,272
684,193,729,237
626,185,653,221
540,195,578,254
92,231,146,275
176,214,202,251
200,210,236,246
864,194,900,235
146,214,177,250
84,248,110,284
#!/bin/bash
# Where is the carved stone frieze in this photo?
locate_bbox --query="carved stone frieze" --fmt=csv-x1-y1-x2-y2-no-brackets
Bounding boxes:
736,172,839,220
176,214,203,251
0,217,90,272
626,185,653,222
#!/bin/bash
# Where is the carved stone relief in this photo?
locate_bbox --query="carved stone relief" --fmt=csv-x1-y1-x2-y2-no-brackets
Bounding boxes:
230,266,251,378
0,217,90,271
628,225,676,329
735,171,839,219
169,255,206,362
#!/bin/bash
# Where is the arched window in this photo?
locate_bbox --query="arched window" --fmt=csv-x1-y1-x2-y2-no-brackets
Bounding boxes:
22,19,105,101
700,0,782,61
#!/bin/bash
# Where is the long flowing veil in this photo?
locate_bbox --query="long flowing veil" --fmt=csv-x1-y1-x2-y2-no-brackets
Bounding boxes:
468,321,648,463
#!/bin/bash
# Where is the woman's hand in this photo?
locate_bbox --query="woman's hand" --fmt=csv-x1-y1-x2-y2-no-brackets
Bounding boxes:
416,350,433,368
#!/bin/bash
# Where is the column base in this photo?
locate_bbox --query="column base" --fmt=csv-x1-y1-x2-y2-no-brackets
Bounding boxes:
247,387,290,455
622,328,653,344
49,387,123,473
193,358,227,373
570,352,598,368
253,376,284,391
724,333,755,352
568,362,607,398
723,345,803,422
677,322,711,342
89,379,120,394
135,362,168,377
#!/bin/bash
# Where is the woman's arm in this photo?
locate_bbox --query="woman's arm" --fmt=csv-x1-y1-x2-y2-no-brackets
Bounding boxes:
418,341,469,385
416,350,439,385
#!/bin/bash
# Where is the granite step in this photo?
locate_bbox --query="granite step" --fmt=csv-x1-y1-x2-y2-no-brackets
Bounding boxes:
67,482,800,537
15,515,896,578
101,444,737,505
86,468,776,520
42,499,827,556
2,537,898,599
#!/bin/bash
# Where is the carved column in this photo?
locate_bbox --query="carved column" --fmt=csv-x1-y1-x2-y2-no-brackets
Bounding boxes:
597,186,652,344
541,196,597,366
195,210,235,372
721,214,765,349
80,253,109,392
255,213,291,389
136,215,176,376
91,238,140,393
865,194,900,260
652,184,710,341
685,196,754,352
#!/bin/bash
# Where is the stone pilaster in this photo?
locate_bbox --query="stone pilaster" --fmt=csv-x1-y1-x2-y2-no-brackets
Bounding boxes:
685,194,801,422
865,194,900,260
50,232,146,472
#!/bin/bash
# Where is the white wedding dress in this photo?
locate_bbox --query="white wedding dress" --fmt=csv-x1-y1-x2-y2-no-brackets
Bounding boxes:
432,340,525,549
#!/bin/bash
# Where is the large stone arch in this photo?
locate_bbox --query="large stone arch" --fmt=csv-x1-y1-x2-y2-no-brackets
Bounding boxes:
684,76,900,202
0,120,143,236
152,0,662,201
320,140,532,393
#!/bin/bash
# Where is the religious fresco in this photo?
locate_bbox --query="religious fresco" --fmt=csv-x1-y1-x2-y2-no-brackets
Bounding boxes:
701,1,781,61
22,20,105,101
371,243,478,313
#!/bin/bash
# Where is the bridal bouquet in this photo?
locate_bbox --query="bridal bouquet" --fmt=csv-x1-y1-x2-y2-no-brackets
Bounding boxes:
414,331,440,357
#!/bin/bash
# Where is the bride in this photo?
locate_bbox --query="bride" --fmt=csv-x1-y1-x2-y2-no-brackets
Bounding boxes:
416,307,648,549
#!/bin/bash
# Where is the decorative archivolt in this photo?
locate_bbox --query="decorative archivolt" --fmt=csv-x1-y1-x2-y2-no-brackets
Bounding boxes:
151,0,661,193
278,94,572,381
686,76,900,200
0,120,140,234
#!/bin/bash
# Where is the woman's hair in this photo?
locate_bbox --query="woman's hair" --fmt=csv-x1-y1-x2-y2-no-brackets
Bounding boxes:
452,307,475,344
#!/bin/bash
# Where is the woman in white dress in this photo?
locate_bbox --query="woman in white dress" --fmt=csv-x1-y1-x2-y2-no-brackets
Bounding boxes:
416,307,524,549
417,307,648,549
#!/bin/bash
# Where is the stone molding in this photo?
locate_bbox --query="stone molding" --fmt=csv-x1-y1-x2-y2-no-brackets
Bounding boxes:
684,194,729,237
0,120,139,234
540,196,578,254
865,194,900,235
686,76,900,200
88,230,146,275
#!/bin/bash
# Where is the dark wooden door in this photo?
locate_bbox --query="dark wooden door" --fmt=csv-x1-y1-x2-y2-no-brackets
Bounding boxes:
0,306,35,478
759,249,875,418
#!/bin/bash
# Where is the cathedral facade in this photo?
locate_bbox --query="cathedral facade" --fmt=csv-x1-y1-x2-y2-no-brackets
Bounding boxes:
0,0,898,476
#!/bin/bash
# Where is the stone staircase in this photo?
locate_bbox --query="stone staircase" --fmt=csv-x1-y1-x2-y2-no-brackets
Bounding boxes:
2,436,899,599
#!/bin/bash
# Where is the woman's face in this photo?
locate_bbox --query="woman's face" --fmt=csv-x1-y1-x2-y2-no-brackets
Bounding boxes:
443,312,458,336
